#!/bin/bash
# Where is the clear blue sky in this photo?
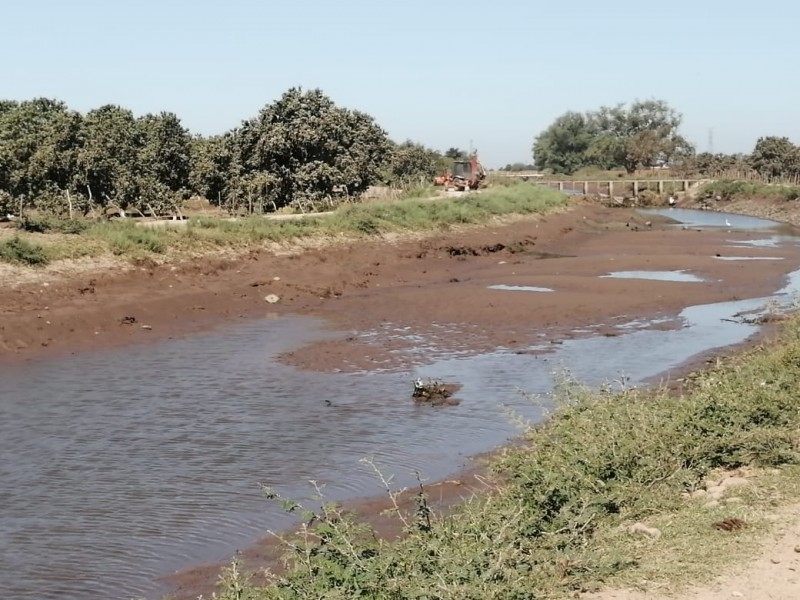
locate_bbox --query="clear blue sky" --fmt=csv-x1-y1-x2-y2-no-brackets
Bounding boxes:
2,0,797,168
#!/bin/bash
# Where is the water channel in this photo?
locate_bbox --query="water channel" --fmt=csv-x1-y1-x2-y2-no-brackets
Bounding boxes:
1,209,799,599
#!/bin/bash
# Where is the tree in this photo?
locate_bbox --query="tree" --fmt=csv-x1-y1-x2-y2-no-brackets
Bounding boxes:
532,111,598,174
749,136,800,179
385,140,447,185
189,134,237,206
0,98,82,213
532,100,694,175
445,147,467,160
136,112,192,213
235,88,390,209
589,100,694,173
75,105,142,213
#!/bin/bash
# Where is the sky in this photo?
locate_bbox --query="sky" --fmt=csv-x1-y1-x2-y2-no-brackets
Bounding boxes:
2,0,798,168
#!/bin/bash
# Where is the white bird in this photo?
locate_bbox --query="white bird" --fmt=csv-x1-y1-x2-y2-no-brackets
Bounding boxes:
725,218,732,227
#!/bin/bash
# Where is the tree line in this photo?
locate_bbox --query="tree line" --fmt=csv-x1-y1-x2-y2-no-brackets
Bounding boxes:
0,89,461,219
532,99,800,180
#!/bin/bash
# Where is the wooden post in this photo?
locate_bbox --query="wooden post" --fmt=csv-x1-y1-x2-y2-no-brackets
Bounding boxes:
608,181,614,197
658,180,664,194
683,180,689,192
633,181,639,196
583,181,589,195
558,181,564,192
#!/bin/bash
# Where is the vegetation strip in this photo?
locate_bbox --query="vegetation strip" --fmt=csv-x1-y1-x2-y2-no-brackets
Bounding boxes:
207,316,800,599
0,182,567,266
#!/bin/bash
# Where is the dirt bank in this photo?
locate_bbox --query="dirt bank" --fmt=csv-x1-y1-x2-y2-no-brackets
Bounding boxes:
2,203,800,372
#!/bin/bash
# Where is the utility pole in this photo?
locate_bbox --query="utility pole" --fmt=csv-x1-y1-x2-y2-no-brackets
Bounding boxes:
708,128,714,154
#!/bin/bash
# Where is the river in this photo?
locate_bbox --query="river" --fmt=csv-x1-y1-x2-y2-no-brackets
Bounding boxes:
1,209,798,599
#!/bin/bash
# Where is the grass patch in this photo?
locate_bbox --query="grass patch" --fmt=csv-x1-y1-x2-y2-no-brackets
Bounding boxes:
0,236,50,265
209,316,800,599
6,182,567,264
87,221,169,255
699,180,800,201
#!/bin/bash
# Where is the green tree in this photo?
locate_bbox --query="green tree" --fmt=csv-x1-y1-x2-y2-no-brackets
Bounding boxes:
236,87,390,209
75,105,143,213
136,111,192,214
749,136,800,179
589,100,694,173
189,133,237,206
532,100,693,175
0,98,82,213
445,147,467,160
532,111,598,174
385,140,446,185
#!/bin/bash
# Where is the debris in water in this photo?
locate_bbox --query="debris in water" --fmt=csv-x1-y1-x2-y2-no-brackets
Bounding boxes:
265,294,280,304
119,316,137,325
412,378,461,406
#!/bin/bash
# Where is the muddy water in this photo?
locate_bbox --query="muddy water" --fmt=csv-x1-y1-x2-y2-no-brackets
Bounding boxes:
2,211,800,600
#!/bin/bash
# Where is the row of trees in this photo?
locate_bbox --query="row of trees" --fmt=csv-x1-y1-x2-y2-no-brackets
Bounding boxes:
532,100,800,180
0,90,457,218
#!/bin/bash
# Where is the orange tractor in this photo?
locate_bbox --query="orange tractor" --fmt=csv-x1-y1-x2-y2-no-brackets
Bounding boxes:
433,152,487,191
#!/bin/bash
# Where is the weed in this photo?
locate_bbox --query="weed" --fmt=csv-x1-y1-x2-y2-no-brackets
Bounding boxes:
0,236,49,265
699,180,800,201
210,316,800,599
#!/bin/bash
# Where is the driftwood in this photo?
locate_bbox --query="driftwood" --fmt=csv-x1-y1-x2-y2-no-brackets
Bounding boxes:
412,378,461,407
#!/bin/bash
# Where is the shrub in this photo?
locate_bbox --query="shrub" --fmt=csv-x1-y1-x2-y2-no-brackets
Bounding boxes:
0,236,49,265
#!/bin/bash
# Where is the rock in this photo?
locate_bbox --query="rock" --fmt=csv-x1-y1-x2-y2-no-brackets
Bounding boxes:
141,325,152,330
627,522,661,539
731,592,744,598
265,294,280,304
273,276,281,281
704,500,720,509
724,497,743,505
691,489,708,499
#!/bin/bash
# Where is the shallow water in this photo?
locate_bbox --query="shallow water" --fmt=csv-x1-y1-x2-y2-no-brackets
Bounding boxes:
488,284,554,292
641,208,779,230
1,210,800,600
601,270,704,282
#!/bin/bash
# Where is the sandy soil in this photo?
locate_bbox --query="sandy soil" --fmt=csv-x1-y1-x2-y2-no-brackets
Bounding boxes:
5,198,800,599
588,509,800,600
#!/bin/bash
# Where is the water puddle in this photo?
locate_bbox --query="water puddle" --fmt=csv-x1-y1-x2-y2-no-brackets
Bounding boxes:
640,208,780,230
601,270,703,283
713,256,784,261
488,284,554,292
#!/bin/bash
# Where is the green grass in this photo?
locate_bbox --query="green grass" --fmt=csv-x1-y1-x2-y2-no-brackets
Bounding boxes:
699,180,800,201
0,183,568,266
208,315,800,600
0,236,50,265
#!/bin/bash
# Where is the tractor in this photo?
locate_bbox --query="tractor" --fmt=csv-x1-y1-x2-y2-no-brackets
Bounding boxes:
433,152,487,191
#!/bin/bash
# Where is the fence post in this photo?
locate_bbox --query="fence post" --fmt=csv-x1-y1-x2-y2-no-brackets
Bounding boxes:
609,181,614,197
657,180,664,194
